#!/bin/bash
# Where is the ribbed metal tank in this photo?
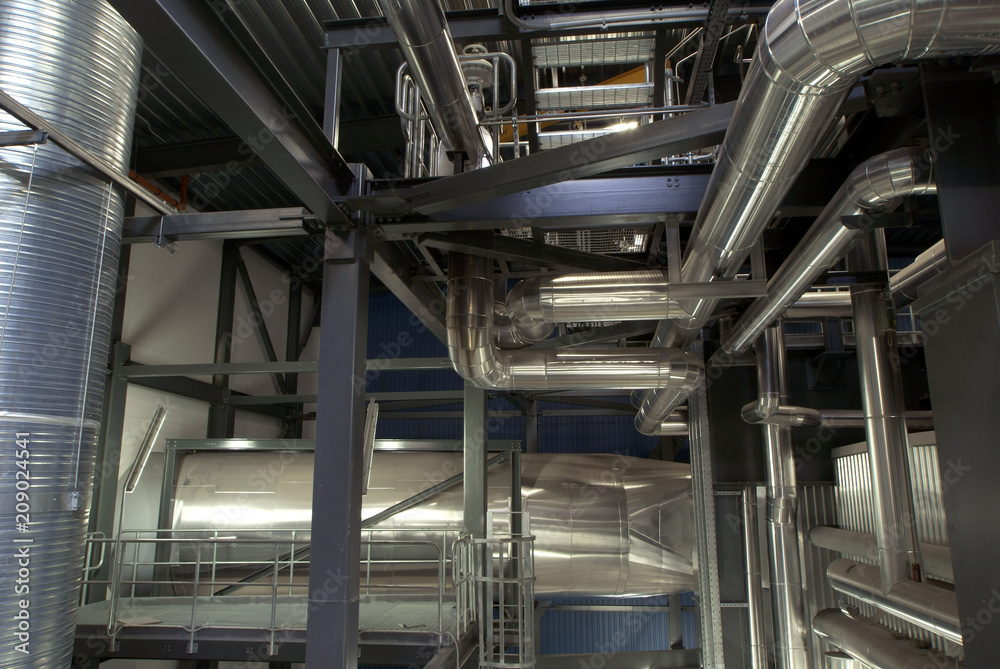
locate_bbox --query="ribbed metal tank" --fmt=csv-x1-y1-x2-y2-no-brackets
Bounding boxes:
170,452,696,597
0,1,141,665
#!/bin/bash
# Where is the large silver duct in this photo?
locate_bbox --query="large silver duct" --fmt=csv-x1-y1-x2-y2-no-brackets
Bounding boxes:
849,232,922,591
170,451,696,597
813,608,960,669
635,0,1000,435
809,527,953,583
754,325,810,668
0,1,141,665
826,559,962,644
378,0,488,166
447,253,705,391
722,148,935,354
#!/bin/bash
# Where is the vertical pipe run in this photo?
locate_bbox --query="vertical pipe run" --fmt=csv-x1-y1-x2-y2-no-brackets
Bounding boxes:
742,487,767,669
0,1,140,664
848,231,922,591
756,325,809,668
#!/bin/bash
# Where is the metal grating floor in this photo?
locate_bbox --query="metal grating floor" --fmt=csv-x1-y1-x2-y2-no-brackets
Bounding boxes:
535,83,653,110
503,227,652,254
533,36,655,68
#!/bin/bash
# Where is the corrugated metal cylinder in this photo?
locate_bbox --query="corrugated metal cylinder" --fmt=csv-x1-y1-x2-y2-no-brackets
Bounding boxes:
0,1,141,665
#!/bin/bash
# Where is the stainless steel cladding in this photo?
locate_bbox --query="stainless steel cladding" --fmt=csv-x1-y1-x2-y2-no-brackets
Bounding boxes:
169,451,696,597
813,609,960,669
447,253,705,391
722,148,935,355
0,1,141,665
636,0,1000,435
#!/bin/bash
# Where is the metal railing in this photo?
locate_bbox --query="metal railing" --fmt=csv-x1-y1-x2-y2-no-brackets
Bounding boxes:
80,526,473,657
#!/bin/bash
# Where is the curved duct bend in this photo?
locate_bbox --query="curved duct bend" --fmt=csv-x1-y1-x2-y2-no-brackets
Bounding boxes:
813,609,960,669
723,148,935,354
636,0,1000,434
378,0,488,166
0,0,141,664
827,559,962,644
447,253,704,391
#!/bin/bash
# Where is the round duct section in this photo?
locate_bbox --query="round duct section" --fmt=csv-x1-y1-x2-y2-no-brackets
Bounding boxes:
169,451,696,598
0,1,141,665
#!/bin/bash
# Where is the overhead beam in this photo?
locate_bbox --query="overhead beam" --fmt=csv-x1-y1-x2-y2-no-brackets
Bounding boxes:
109,0,353,226
418,232,647,272
370,241,449,344
122,208,319,243
354,101,734,216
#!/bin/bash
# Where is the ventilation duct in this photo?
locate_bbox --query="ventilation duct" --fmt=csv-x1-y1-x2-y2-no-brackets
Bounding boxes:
447,253,704,391
377,0,489,166
635,0,1000,435
813,608,960,669
170,451,696,597
891,239,949,309
809,526,953,583
0,0,141,664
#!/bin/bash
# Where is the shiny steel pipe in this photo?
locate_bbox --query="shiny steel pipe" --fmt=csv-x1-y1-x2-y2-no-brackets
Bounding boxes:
722,148,935,354
784,292,854,319
756,325,810,669
890,239,949,310
826,559,962,644
377,0,488,165
742,488,767,669
850,232,923,591
652,410,689,436
818,410,934,432
809,527,953,583
636,0,1000,434
813,608,960,669
447,254,704,391
0,1,140,665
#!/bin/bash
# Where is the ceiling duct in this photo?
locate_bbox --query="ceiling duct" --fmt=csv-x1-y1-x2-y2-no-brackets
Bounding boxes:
636,0,1000,435
0,0,141,664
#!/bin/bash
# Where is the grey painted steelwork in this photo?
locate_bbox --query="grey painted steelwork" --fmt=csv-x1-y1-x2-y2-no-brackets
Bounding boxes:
849,232,923,592
722,148,935,354
636,0,1000,435
809,527,953,583
0,1,141,664
169,451,695,597
375,0,488,165
447,253,704,390
826,559,962,644
813,609,959,669
754,326,810,668
121,208,317,244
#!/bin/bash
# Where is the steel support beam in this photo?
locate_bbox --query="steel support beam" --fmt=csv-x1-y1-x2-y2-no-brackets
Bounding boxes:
419,231,647,272
305,230,371,669
208,241,239,437
529,321,660,349
236,250,288,394
122,208,318,244
109,0,353,226
463,382,488,538
358,102,733,216
684,0,732,105
285,283,304,438
371,240,448,344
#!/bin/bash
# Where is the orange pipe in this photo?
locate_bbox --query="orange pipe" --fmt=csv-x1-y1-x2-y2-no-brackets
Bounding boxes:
129,169,181,209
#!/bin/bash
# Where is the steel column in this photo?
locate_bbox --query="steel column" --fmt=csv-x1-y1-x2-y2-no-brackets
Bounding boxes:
304,229,371,669
208,241,239,437
463,382,488,538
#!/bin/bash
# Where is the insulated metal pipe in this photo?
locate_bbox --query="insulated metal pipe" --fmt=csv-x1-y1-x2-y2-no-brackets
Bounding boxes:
0,1,141,664
813,608,960,669
636,0,1000,435
809,527,953,583
890,239,949,310
447,253,705,391
757,325,810,669
826,559,962,644
742,487,767,669
722,148,935,355
849,232,923,591
377,0,488,165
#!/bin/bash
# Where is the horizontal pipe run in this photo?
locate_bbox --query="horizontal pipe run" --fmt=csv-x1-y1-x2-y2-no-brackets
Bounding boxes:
809,527,953,583
742,406,934,431
448,253,704,391
826,559,962,644
890,239,949,309
813,609,960,669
